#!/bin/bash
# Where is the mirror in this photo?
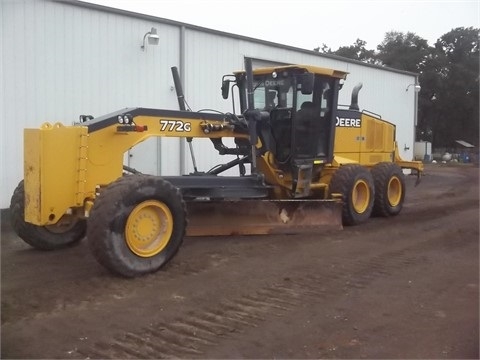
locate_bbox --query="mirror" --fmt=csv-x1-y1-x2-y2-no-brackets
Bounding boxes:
221,80,230,99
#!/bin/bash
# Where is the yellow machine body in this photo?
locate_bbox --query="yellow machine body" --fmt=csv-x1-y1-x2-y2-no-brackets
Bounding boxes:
24,115,250,225
13,61,424,277
334,113,396,164
24,110,422,227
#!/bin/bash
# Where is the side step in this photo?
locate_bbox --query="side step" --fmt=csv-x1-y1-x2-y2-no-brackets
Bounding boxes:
185,199,343,236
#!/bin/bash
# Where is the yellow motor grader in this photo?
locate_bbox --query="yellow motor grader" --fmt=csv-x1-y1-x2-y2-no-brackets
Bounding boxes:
10,59,423,277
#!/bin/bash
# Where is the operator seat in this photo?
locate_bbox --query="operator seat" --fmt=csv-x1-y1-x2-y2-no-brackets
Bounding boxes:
295,101,319,156
269,107,293,163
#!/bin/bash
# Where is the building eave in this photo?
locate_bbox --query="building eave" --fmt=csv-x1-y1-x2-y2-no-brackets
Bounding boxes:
55,0,419,78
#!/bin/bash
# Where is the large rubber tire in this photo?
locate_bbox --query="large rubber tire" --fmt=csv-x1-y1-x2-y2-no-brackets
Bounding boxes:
87,175,187,277
371,162,406,217
329,164,375,226
9,180,86,250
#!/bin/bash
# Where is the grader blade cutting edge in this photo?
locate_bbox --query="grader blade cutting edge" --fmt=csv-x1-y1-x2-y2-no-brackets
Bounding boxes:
185,199,343,236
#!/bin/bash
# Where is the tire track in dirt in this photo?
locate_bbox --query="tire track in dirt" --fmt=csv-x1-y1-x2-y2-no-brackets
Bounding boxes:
4,166,476,326
1,248,243,325
69,218,476,360
9,194,478,324
3,165,477,359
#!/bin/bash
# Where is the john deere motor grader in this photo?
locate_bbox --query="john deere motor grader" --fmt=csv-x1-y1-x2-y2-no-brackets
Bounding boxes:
10,59,423,277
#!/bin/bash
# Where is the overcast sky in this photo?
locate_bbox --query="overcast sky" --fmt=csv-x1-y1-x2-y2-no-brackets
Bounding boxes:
83,0,479,50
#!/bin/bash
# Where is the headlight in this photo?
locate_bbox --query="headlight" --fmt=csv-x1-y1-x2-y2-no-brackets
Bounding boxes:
118,114,133,124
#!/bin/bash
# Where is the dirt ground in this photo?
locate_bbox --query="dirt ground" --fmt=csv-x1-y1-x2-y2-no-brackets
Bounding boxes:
1,163,478,359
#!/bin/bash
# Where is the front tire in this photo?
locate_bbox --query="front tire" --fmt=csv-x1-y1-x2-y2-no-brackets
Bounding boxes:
9,180,86,250
87,175,187,277
329,164,374,226
371,162,405,217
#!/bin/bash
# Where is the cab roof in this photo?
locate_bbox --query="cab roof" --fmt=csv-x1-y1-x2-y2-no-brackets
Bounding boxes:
236,64,348,79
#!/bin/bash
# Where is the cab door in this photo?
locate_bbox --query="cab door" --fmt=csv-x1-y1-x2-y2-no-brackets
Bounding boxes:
292,76,338,163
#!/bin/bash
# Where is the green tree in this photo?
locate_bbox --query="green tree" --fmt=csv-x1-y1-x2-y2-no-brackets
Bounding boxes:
316,39,377,64
416,52,444,143
316,28,479,149
376,31,431,72
333,39,377,63
313,43,332,53
430,27,479,148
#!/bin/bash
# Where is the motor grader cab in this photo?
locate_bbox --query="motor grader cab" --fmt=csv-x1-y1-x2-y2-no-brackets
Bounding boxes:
10,58,423,277
221,64,346,199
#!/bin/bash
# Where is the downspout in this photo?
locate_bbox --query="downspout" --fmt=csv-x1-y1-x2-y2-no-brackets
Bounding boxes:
179,25,187,174
414,76,419,133
412,75,419,160
158,25,187,176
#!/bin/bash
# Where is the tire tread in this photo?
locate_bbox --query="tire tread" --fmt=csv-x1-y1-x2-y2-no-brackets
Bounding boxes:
329,164,374,226
9,180,86,250
371,162,405,217
87,175,187,277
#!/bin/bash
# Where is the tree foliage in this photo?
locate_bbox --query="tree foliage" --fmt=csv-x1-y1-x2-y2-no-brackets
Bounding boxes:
315,38,378,64
419,27,479,148
316,27,479,148
377,31,431,72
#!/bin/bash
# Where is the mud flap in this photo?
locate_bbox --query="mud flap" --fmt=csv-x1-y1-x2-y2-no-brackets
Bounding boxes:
185,199,343,236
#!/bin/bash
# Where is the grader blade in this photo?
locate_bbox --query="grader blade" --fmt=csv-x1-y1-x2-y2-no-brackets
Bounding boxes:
185,199,343,236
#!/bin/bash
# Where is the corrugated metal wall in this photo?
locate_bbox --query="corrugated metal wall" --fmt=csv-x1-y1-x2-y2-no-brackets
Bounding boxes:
0,0,418,208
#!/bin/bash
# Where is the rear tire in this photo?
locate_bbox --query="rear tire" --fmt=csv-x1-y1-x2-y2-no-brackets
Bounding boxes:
329,164,374,226
9,180,86,250
371,162,405,217
87,175,187,277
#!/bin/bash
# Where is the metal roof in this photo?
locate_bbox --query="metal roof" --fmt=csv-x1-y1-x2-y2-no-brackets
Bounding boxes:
61,0,418,78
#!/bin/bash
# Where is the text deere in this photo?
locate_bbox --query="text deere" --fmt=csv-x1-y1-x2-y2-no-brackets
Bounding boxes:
336,116,361,128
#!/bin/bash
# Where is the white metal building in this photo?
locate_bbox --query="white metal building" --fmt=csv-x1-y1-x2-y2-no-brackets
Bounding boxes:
0,0,419,209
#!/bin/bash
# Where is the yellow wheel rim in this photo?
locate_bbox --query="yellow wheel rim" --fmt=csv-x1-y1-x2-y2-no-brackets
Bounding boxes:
387,176,402,207
126,200,173,257
352,179,370,213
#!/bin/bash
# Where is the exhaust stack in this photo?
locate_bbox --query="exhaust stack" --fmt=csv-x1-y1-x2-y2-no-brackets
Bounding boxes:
171,66,186,111
349,82,363,111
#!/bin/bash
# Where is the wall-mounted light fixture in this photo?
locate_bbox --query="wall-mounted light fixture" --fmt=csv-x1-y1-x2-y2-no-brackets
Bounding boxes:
141,27,159,51
406,83,421,92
